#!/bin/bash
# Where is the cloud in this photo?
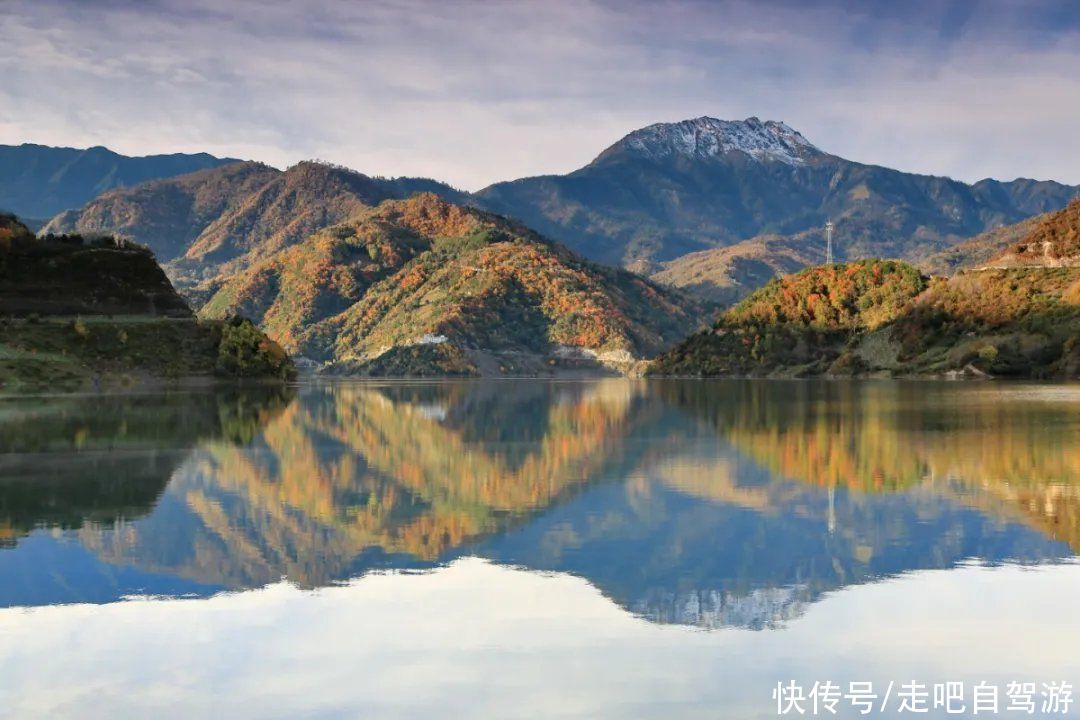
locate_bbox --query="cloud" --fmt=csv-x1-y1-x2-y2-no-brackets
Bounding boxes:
1,0,1078,189
2,559,1079,719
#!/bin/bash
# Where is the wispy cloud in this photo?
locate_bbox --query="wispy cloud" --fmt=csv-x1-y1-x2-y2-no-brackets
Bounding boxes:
1,0,1078,189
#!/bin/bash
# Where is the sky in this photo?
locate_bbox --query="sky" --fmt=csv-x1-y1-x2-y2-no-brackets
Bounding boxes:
1,0,1079,191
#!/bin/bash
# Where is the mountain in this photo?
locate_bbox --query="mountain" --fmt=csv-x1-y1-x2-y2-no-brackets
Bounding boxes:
43,161,281,270
1,214,190,318
0,215,294,392
41,161,401,290
38,117,1079,311
650,231,822,304
42,164,705,375
200,193,704,375
471,116,1080,284
652,258,1080,378
0,143,238,220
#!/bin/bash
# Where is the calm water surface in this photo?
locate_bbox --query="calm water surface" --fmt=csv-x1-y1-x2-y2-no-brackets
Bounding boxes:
0,379,1078,719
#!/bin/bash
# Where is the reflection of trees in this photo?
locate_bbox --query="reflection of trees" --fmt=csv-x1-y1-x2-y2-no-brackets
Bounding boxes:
319,382,643,515
0,387,294,547
85,381,663,588
7,379,1078,627
657,380,1080,550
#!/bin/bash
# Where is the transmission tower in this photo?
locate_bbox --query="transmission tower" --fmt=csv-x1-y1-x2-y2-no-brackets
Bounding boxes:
825,220,834,265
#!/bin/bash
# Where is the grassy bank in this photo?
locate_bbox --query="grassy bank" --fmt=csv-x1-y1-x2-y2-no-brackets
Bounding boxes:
0,315,294,394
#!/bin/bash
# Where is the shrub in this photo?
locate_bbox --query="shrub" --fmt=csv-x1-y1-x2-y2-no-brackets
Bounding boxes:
71,317,90,339
215,317,297,380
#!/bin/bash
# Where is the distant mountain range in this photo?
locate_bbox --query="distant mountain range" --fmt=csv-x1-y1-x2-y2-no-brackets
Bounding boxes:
29,119,1080,307
472,117,1080,274
0,143,237,220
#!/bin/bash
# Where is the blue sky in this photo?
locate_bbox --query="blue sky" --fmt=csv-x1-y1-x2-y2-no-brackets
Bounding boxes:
1,0,1078,189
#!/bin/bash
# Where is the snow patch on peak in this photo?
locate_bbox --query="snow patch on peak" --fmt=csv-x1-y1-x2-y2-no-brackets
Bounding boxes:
621,116,819,166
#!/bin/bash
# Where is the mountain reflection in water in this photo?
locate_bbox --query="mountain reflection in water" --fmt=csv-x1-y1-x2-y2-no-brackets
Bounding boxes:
0,379,1077,629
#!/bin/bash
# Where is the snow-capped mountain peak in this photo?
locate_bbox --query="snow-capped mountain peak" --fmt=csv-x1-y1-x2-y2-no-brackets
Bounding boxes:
613,116,820,166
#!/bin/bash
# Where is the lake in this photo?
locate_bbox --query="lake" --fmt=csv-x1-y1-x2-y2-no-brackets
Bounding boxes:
1,379,1078,719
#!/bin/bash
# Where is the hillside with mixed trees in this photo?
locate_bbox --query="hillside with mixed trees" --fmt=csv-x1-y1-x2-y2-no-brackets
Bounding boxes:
652,254,1080,378
917,214,1043,276
651,260,928,376
200,194,704,375
982,198,1080,268
0,214,294,393
650,231,823,305
38,162,705,376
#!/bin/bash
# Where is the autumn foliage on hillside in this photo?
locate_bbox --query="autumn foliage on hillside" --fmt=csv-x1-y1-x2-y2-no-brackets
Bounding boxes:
204,193,704,370
650,261,926,376
650,231,821,305
652,255,1080,378
723,259,926,331
919,214,1041,276
891,268,1080,376
988,198,1080,267
201,212,431,350
0,213,34,248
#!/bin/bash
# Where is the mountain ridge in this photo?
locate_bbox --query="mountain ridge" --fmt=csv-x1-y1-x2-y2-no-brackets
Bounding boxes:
0,143,240,219
470,117,1080,280
32,118,1080,313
